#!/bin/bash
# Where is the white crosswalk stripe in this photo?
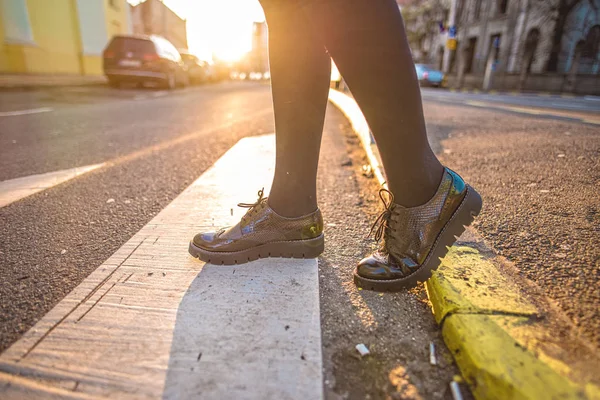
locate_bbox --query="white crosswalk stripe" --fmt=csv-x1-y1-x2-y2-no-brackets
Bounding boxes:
0,134,323,400
0,164,105,208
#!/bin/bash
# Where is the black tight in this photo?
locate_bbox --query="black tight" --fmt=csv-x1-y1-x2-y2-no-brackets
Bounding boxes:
262,0,444,217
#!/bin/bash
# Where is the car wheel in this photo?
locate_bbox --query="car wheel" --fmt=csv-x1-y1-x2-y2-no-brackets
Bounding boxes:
179,74,189,88
165,71,176,90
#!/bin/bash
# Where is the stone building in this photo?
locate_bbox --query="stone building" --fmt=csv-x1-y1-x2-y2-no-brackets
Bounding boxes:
130,0,188,50
251,22,269,73
402,0,600,94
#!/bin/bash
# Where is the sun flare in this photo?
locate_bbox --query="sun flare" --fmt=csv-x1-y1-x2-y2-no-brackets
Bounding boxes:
128,0,265,62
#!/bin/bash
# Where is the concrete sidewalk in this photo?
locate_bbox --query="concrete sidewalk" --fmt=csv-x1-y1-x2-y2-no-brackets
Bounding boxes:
0,74,107,90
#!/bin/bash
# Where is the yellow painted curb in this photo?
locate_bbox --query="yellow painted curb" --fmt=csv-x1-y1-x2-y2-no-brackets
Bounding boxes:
426,245,538,324
442,314,584,400
329,89,600,400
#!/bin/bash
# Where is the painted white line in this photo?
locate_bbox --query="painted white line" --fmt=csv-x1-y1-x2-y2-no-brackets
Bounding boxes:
329,89,386,186
0,163,105,208
0,107,53,117
584,95,600,101
0,134,323,400
549,102,589,110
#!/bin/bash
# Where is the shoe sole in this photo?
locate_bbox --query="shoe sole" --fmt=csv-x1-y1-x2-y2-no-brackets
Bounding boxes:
353,186,483,292
188,234,325,265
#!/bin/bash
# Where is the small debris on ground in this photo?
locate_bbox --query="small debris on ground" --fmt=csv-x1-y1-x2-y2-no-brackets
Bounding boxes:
429,342,437,366
341,159,353,167
450,381,464,400
355,343,370,357
361,164,373,178
106,198,115,204
60,249,67,255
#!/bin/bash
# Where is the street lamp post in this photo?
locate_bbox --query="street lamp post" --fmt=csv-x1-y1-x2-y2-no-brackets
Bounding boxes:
443,0,458,74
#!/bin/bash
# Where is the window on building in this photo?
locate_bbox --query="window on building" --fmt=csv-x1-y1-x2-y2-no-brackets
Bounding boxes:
580,25,600,74
474,0,482,20
1,0,35,44
522,28,540,73
497,0,509,14
465,37,477,73
456,1,464,23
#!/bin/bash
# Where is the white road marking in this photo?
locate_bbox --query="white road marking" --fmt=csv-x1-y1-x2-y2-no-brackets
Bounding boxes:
329,89,386,185
0,134,323,400
0,107,52,117
0,163,105,208
550,102,589,110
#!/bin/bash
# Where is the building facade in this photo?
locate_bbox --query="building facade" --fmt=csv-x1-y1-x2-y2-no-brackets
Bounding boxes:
0,0,132,76
251,22,268,73
130,0,187,50
403,0,600,93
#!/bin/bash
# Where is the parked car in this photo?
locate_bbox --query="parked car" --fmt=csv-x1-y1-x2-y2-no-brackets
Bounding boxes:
103,34,188,90
179,50,211,84
415,64,446,88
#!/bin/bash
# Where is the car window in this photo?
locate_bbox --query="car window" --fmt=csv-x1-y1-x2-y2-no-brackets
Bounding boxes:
107,37,155,54
153,37,181,61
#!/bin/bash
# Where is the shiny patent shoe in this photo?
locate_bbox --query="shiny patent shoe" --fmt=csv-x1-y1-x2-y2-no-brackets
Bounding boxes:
354,168,482,291
189,189,324,265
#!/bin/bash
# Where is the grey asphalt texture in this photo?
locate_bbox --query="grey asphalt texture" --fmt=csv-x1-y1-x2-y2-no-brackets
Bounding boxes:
0,82,597,396
423,101,600,348
420,88,600,113
0,83,275,351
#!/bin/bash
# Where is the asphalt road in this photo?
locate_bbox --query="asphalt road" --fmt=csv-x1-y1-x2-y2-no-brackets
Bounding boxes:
0,82,598,396
0,82,276,351
1,82,471,399
420,87,600,113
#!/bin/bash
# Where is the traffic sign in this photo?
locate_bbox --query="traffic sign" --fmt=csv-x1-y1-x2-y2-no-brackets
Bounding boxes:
449,26,457,39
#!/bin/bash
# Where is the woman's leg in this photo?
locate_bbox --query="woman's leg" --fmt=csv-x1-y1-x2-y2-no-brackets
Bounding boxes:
188,1,331,264
301,0,444,207
297,0,481,291
261,1,332,217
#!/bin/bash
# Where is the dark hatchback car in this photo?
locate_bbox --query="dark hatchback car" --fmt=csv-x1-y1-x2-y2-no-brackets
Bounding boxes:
103,34,188,89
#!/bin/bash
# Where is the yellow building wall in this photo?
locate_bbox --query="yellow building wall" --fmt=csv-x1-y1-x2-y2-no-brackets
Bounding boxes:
0,0,130,76
104,0,129,40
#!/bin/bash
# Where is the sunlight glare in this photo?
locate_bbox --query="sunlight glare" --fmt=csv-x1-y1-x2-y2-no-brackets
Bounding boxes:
128,0,265,62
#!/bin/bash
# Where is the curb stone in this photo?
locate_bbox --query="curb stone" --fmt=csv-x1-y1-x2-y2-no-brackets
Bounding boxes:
328,89,600,400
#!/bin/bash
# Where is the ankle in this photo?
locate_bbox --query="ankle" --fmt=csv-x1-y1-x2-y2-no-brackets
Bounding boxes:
387,165,444,207
267,195,318,218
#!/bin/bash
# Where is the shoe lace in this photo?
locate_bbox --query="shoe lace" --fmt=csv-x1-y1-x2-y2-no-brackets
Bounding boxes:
368,188,395,244
238,188,266,221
